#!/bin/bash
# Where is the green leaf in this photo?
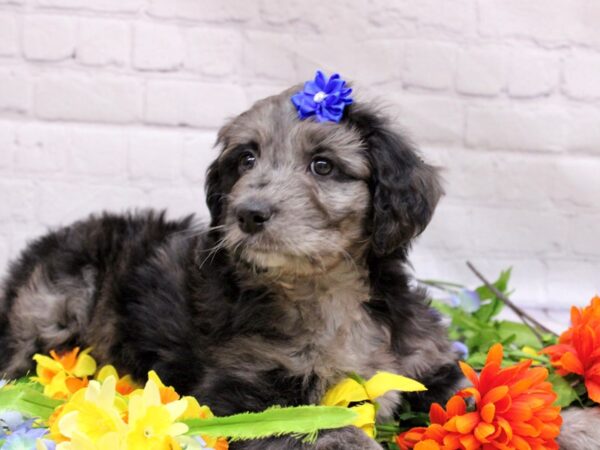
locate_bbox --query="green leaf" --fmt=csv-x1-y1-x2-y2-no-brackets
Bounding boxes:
474,296,504,322
465,352,488,368
182,405,358,443
548,373,580,408
496,321,541,349
0,385,63,420
475,268,512,301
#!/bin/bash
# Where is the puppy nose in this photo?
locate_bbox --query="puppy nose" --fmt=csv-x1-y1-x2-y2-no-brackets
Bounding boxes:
236,201,272,234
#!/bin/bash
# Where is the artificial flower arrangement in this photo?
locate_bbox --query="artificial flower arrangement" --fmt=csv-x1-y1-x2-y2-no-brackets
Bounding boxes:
0,347,425,450
392,264,600,450
0,263,598,450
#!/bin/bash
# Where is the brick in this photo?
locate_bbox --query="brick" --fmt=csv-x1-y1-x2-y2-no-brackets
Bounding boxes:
366,0,419,38
466,105,567,152
0,12,19,56
37,0,143,13
147,186,207,220
77,19,129,67
563,51,600,100
145,80,247,128
0,123,15,169
35,74,143,123
0,69,31,114
438,150,555,207
477,0,583,45
0,180,36,222
245,84,291,105
295,38,403,85
547,260,600,308
413,0,477,36
184,27,241,76
414,203,475,254
569,213,600,256
182,132,218,183
508,49,560,98
128,131,182,181
550,156,600,209
571,1,600,47
38,182,146,226
456,46,507,96
242,31,296,82
409,252,547,308
392,94,463,144
147,0,256,22
68,128,128,178
260,0,369,36
468,207,567,255
23,15,76,62
403,41,456,91
14,124,68,173
368,0,476,37
419,204,568,256
566,107,600,153
133,22,184,71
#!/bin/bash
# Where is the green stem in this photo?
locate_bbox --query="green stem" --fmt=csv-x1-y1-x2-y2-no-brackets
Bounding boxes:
505,349,549,363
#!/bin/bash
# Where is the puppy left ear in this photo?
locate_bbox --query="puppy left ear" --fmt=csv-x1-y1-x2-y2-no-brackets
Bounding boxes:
347,105,444,256
205,159,223,227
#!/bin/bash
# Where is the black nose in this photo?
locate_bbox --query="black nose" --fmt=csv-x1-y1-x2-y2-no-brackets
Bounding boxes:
236,201,272,234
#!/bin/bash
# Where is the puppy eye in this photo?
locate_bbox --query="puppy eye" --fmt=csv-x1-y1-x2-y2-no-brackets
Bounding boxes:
310,157,334,176
238,151,256,173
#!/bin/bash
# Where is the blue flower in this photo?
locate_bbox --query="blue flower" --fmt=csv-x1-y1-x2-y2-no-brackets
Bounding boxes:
291,70,353,123
0,410,25,433
448,289,481,313
451,341,469,360
0,420,54,450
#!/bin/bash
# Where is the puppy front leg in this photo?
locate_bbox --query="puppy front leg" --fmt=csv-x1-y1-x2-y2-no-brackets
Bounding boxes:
229,427,383,450
315,427,384,450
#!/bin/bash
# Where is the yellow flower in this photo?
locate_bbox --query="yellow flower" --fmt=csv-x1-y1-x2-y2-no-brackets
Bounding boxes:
179,395,228,450
52,376,128,450
148,371,181,404
33,348,97,399
321,371,427,438
96,365,139,396
126,378,189,450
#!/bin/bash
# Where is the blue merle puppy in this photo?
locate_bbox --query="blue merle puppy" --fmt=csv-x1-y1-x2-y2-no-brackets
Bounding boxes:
1,84,470,450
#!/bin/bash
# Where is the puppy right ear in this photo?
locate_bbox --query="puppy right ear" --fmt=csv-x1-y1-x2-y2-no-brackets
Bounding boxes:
205,159,223,227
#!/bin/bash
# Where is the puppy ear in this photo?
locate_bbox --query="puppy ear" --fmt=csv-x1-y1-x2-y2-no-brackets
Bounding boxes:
205,121,235,227
204,159,222,227
347,105,444,256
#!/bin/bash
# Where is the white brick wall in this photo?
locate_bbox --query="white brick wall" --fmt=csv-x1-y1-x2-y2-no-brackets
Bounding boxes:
0,0,599,329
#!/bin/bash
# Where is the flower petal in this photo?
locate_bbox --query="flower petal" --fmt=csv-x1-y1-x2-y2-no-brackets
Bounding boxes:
364,372,426,400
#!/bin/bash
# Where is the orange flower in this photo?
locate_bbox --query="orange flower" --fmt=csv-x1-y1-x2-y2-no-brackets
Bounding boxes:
397,344,562,450
542,296,600,403
32,347,97,399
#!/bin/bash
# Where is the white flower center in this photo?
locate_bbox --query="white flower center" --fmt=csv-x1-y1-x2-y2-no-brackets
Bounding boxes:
313,91,327,103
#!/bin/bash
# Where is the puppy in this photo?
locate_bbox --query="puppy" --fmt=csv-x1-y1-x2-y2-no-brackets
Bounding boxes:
0,86,463,449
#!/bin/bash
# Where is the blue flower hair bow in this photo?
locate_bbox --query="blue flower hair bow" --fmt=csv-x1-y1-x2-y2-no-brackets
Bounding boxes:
291,70,353,123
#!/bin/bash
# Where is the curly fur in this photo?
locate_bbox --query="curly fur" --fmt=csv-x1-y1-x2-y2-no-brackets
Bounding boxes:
0,86,463,450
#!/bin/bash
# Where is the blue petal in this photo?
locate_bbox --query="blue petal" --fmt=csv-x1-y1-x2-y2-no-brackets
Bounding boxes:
303,80,320,95
452,341,469,360
314,70,327,89
325,78,344,94
324,73,340,91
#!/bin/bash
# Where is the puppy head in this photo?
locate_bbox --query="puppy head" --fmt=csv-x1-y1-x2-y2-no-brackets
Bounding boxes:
205,86,442,274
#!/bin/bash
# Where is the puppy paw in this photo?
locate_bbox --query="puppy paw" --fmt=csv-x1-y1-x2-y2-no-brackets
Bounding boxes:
315,427,383,450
